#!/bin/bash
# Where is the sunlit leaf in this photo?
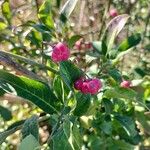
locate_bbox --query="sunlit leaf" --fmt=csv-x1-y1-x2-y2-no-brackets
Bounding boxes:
118,33,141,52
38,0,54,28
2,0,11,24
0,70,59,114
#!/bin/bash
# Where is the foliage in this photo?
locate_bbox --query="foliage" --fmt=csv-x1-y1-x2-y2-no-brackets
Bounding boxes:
0,0,150,149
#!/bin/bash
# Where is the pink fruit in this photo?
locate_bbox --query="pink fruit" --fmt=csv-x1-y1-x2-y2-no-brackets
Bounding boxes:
109,9,118,17
80,81,90,94
88,79,102,94
51,42,70,62
74,77,85,90
120,80,131,88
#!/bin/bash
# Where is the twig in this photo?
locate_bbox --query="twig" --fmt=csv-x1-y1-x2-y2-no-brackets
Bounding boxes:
98,0,111,39
0,115,50,145
0,51,43,81
0,50,59,75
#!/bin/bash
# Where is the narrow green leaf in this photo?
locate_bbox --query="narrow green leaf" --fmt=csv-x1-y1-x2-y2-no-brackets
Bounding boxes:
53,75,64,101
0,105,12,121
74,93,91,116
0,70,59,114
92,41,107,55
108,69,122,82
114,115,138,137
104,87,137,100
2,0,11,24
26,30,42,48
19,134,40,150
102,98,113,114
118,33,141,52
21,115,39,141
60,0,78,23
50,119,82,150
60,61,83,90
38,0,54,28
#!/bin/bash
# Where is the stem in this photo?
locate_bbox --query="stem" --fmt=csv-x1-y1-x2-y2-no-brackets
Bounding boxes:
0,115,50,145
0,50,59,75
98,0,111,40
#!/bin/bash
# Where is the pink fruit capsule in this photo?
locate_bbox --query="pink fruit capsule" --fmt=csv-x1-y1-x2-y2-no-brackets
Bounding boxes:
88,79,102,94
120,80,131,88
74,77,85,90
109,9,118,17
51,42,70,62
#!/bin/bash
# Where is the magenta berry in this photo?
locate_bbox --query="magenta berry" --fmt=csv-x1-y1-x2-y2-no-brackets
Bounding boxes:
109,9,118,17
74,77,85,90
120,80,131,88
80,81,90,94
88,79,102,94
74,77,102,95
51,42,70,62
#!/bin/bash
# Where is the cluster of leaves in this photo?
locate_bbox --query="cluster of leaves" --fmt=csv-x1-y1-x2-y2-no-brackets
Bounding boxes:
0,0,150,149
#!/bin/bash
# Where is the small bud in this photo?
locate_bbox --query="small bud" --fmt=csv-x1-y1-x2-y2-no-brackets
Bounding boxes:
120,80,131,88
109,9,118,17
51,42,70,62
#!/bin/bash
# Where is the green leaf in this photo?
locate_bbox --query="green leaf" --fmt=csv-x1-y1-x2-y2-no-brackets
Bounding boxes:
53,75,64,102
0,21,7,30
118,33,141,52
112,139,135,150
50,119,82,150
21,115,39,141
74,93,91,116
19,134,40,150
60,0,78,23
104,87,137,100
100,121,112,135
104,14,129,51
0,105,12,121
67,35,81,48
114,115,138,137
108,69,122,82
0,70,59,114
2,0,11,24
60,61,83,90
38,0,54,28
26,30,42,48
92,41,107,55
102,98,113,114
